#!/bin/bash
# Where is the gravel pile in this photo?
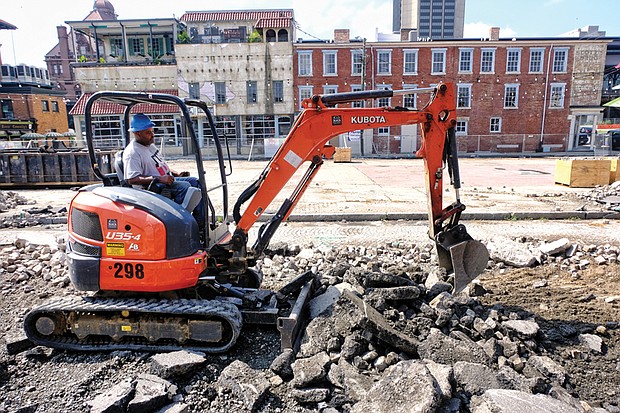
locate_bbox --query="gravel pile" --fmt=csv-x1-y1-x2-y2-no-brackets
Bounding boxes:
0,191,67,229
576,181,620,210
1,236,618,412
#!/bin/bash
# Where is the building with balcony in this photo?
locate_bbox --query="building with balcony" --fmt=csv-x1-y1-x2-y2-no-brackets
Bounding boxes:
293,28,609,155
176,9,296,157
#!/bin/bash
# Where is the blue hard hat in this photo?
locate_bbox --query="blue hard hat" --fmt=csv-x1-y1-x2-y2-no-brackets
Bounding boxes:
129,113,155,132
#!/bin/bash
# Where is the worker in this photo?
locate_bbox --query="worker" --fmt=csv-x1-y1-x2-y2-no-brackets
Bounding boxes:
123,113,204,226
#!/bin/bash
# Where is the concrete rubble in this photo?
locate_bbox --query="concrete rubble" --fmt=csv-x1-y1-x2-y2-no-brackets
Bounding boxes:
1,235,619,412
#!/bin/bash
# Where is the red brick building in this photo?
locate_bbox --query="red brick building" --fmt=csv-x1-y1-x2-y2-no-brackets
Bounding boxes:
293,29,608,155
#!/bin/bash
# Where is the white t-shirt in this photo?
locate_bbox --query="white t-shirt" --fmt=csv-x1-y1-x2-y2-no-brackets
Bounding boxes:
122,140,171,181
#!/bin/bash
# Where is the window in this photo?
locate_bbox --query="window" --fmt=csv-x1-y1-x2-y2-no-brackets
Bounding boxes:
455,119,468,135
1,99,14,119
51,101,59,112
552,47,568,73
431,49,446,74
504,84,519,108
188,82,200,99
298,86,313,109
351,50,363,75
529,48,544,73
457,84,472,108
242,115,275,145
273,80,284,103
298,51,312,76
480,48,495,73
403,84,417,109
323,51,337,75
378,126,390,135
490,117,502,133
110,38,123,57
277,116,291,137
377,50,392,75
549,83,566,108
42,100,49,112
377,85,391,107
323,85,338,95
149,37,164,57
215,82,227,104
128,38,145,56
351,85,364,108
247,81,258,103
403,49,418,75
459,48,473,73
506,48,521,73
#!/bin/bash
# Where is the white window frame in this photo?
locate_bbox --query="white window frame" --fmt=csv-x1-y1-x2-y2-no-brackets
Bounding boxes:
459,48,473,73
403,84,417,109
377,50,392,75
549,83,566,108
377,84,392,107
504,84,519,108
506,48,521,74
298,86,313,109
455,119,468,135
552,47,569,73
480,48,496,74
351,50,363,75
298,51,313,76
323,50,337,76
529,48,545,73
490,117,502,133
457,84,472,109
377,126,390,135
431,48,447,74
403,49,418,75
323,85,338,95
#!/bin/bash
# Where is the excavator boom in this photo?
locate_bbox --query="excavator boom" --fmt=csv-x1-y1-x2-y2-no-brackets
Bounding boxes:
233,82,489,293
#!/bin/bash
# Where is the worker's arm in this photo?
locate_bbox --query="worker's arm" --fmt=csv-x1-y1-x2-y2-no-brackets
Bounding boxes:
127,174,174,186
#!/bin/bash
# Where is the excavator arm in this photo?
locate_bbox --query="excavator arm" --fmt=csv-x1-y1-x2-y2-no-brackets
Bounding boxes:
231,82,488,293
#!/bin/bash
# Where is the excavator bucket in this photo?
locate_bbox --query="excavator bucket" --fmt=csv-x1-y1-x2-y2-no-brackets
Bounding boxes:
435,224,490,294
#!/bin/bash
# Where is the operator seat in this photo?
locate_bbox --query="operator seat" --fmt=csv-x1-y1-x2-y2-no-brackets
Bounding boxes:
114,150,130,187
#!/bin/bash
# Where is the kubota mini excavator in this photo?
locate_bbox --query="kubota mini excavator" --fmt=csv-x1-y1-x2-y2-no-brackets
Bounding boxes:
23,82,489,353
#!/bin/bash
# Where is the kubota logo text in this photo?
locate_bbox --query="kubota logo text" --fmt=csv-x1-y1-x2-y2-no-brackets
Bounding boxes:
351,116,386,124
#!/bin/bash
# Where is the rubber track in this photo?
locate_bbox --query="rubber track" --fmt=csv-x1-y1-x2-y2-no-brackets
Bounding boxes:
24,296,243,353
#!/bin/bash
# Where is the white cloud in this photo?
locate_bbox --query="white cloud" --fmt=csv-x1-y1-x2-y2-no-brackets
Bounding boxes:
464,22,517,39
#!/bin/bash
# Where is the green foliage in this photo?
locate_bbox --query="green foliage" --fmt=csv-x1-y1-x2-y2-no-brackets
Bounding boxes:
248,30,262,43
78,55,87,63
177,31,191,44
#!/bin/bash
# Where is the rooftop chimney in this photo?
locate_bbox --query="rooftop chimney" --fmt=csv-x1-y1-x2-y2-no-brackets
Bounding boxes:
489,27,500,41
334,29,350,43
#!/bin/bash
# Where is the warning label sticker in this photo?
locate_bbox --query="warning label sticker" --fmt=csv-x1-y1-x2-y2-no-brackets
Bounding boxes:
106,242,125,256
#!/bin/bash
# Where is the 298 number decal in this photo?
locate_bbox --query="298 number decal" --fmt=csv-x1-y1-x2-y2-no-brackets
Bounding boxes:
113,263,145,279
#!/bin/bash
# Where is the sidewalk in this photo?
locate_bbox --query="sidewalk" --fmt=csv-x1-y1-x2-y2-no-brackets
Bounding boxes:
169,157,620,222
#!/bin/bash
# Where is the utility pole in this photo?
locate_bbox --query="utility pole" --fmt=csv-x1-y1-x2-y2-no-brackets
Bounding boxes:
361,37,366,156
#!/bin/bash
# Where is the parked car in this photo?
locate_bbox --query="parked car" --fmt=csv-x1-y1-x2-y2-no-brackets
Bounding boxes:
605,129,620,151
578,126,593,146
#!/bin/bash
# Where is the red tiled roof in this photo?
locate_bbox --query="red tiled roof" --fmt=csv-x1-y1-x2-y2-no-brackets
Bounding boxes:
69,90,179,116
255,18,291,29
181,10,293,23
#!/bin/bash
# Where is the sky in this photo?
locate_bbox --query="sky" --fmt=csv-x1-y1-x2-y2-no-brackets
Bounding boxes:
0,0,618,68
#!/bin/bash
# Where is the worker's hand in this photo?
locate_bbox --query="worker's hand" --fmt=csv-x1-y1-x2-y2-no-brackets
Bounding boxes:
157,175,174,185
178,171,190,177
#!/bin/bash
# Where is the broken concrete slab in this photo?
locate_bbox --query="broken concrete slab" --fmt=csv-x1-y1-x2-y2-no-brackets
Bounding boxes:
292,351,331,388
127,374,176,413
87,378,135,413
269,348,295,380
486,237,538,268
579,333,603,354
523,355,567,385
342,290,419,355
308,282,353,318
290,387,330,403
351,360,441,413
418,328,491,366
453,361,501,396
327,359,374,402
502,319,540,339
150,350,206,379
216,360,271,412
538,238,571,256
471,389,581,413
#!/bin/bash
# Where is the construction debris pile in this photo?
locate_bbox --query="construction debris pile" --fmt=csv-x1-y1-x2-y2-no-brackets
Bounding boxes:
576,181,620,211
1,237,619,412
0,191,66,228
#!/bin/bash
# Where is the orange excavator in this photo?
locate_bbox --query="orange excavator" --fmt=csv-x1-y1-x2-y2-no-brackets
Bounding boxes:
23,82,489,353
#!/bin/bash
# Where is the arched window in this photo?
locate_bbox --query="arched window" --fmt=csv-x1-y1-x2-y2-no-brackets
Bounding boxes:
266,29,276,42
277,29,289,42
